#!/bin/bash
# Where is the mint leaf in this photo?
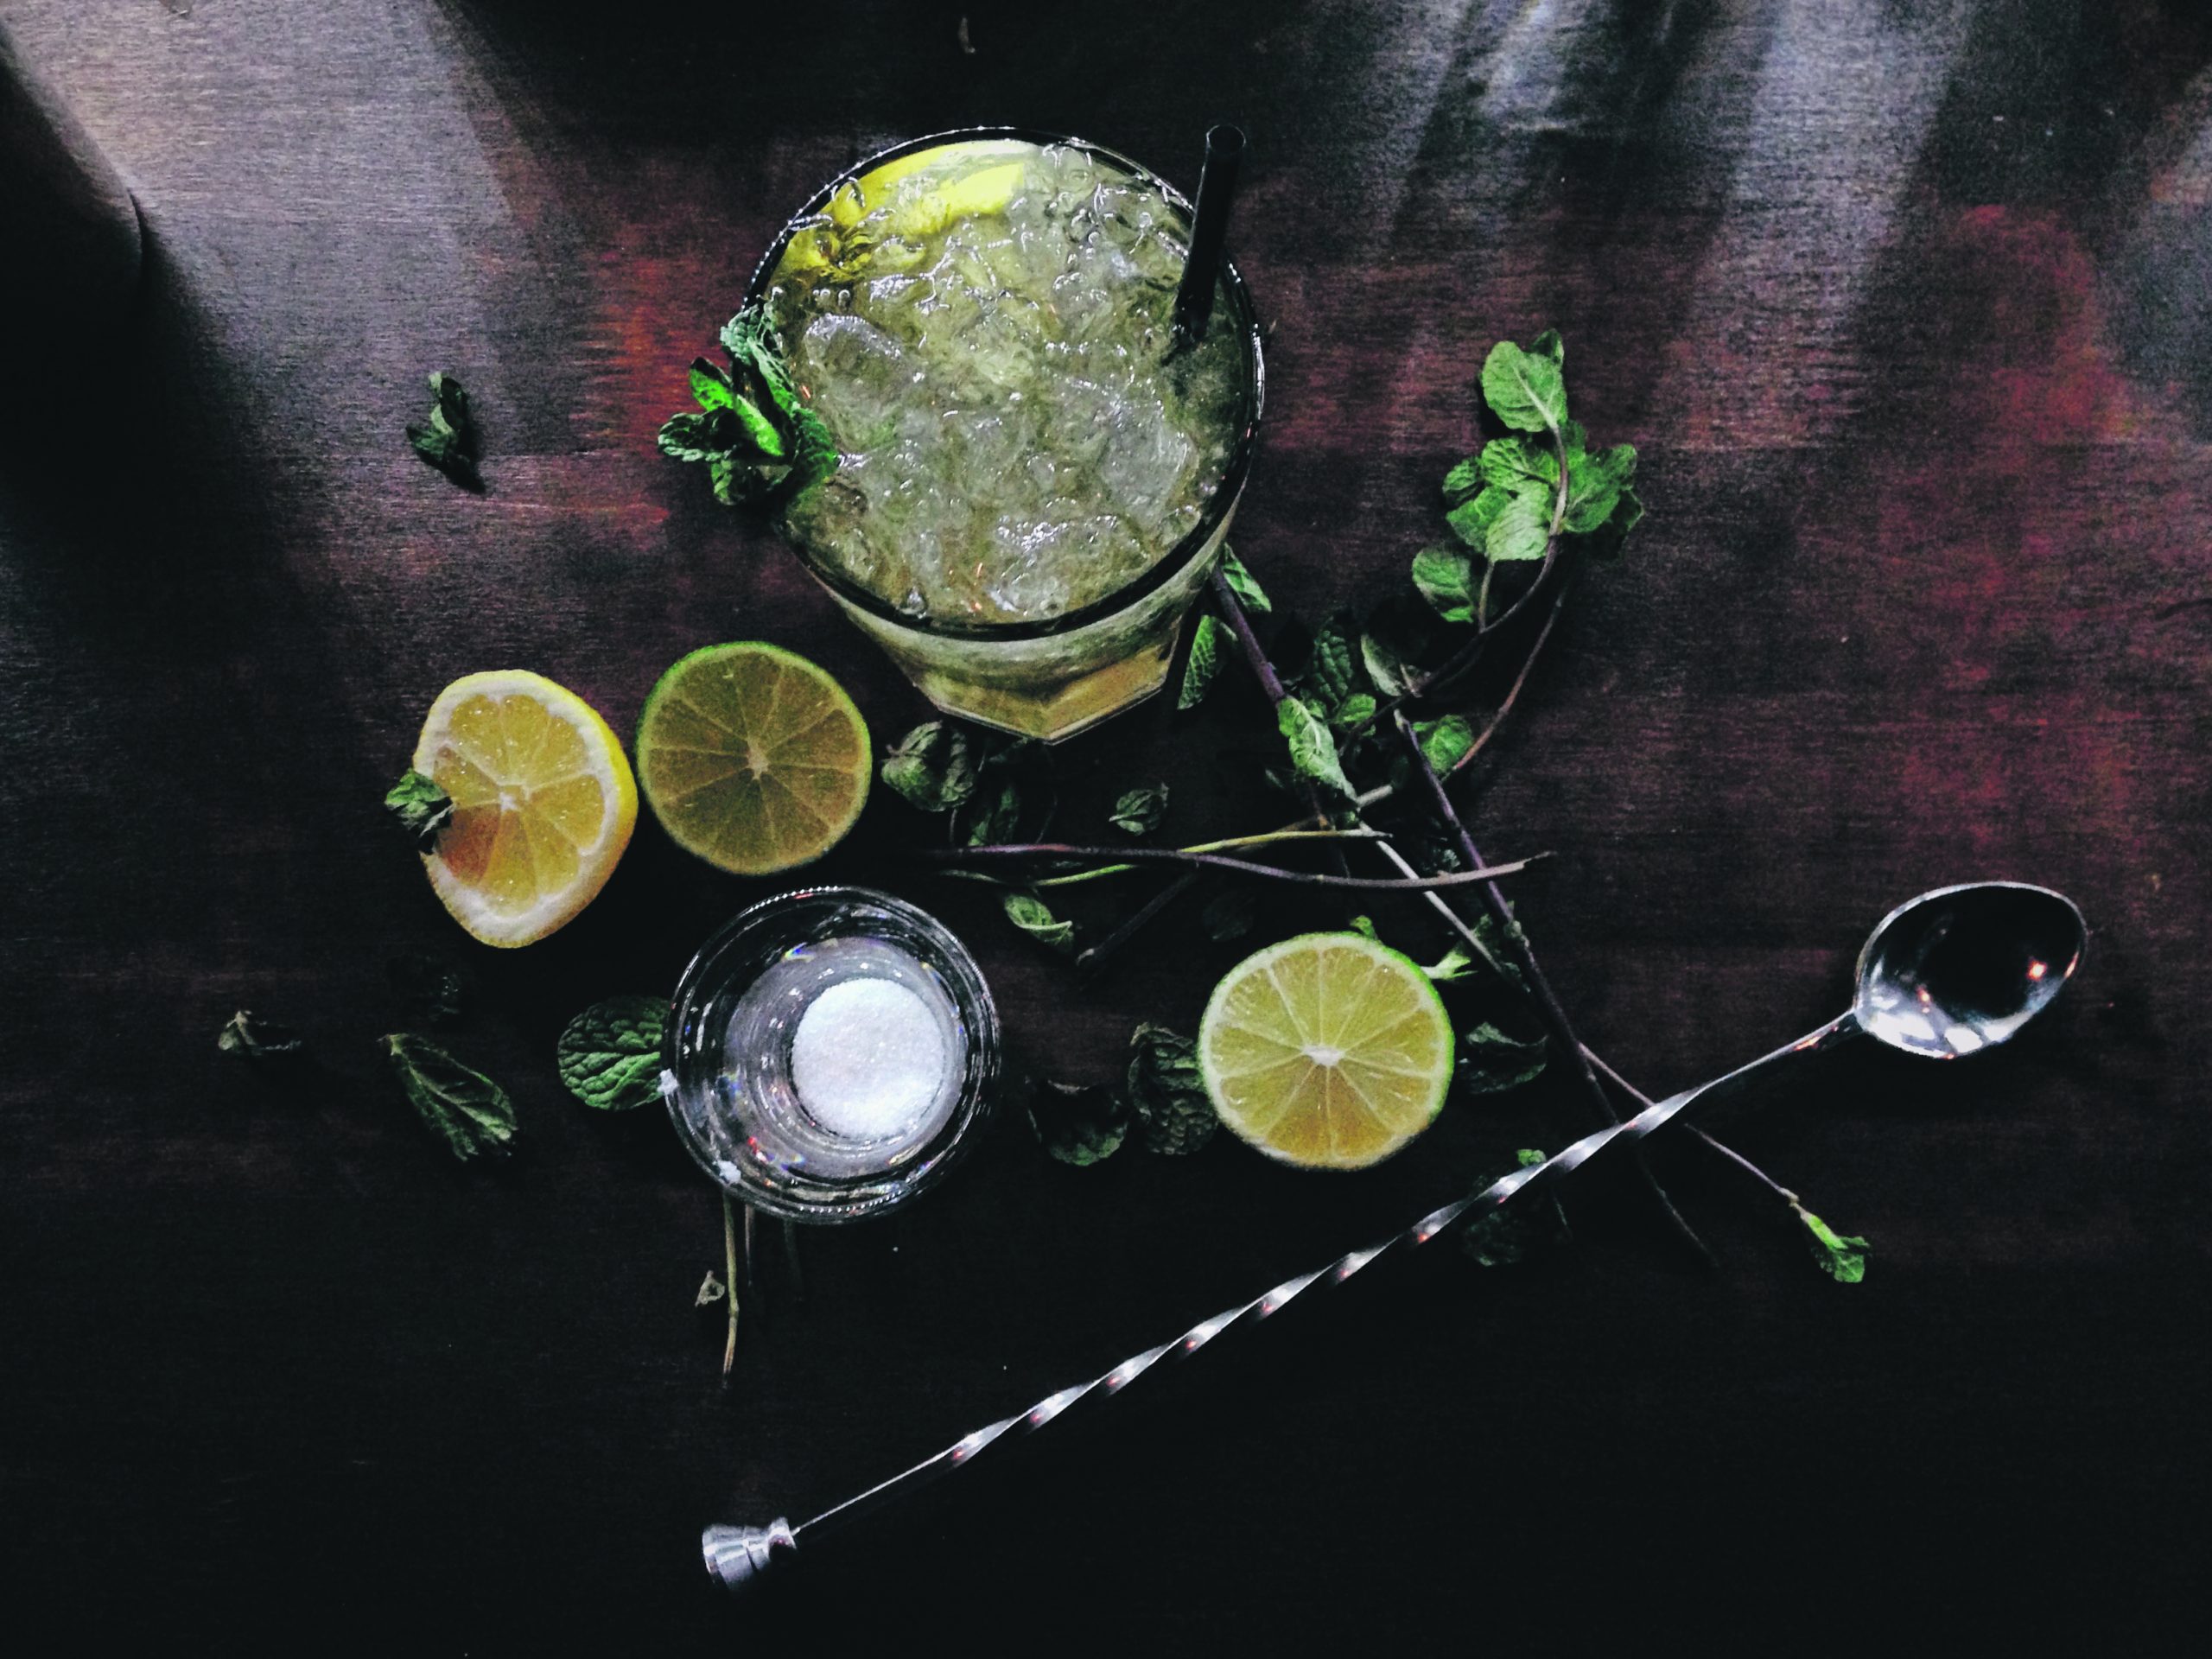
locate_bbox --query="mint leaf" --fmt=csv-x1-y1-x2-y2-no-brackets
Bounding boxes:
1445,482,1512,550
1529,329,1564,365
689,357,734,410
1462,1022,1548,1094
1218,548,1270,613
658,409,727,463
729,396,788,461
382,1033,516,1161
1179,613,1225,710
1003,891,1076,954
1485,490,1552,563
1442,454,1484,507
1027,1078,1129,1166
1411,545,1478,623
1472,914,1529,991
1481,338,1567,435
1561,442,1636,534
1126,1023,1216,1154
882,721,982,812
1301,611,1363,710
1478,435,1557,497
556,995,668,1112
1795,1205,1870,1284
218,1009,302,1060
696,1271,728,1308
385,769,453,853
964,774,1024,846
407,372,481,487
1464,1147,1569,1267
1361,596,1442,699
1330,691,1377,734
1278,695,1355,800
1420,944,1477,984
1109,785,1168,837
1200,887,1257,941
1413,713,1476,775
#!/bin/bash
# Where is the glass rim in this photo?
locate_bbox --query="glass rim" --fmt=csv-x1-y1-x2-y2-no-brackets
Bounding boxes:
741,124,1267,644
663,884,1001,1224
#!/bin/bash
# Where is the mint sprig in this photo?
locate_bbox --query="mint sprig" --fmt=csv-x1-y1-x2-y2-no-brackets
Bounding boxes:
384,770,454,853
660,302,838,507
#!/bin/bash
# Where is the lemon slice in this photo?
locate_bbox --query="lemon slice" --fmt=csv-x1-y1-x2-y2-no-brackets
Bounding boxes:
413,671,638,947
781,144,1032,278
1198,933,1456,1170
634,642,871,875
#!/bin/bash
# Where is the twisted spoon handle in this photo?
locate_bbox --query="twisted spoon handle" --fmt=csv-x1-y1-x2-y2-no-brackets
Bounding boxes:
702,1015,1856,1592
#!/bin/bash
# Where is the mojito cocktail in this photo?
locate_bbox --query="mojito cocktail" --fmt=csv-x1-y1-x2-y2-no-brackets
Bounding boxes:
750,130,1263,741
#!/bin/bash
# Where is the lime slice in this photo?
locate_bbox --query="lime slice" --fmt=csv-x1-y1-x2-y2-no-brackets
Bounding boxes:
1198,932,1456,1170
413,671,638,948
635,642,871,875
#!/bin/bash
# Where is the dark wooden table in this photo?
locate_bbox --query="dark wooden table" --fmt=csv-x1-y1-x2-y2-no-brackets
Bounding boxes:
4,1,2207,1649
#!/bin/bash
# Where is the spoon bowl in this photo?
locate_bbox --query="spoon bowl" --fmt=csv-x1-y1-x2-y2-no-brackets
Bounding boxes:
1852,881,2087,1058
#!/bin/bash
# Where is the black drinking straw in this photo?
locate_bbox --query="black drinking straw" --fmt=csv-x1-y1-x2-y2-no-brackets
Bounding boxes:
1171,124,1245,348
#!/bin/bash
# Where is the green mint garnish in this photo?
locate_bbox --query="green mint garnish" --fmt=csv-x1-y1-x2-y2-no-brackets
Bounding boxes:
384,770,454,853
381,1033,516,1162
556,995,669,1113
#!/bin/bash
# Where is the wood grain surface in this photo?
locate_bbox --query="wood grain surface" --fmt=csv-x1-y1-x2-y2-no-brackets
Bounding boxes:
3,1,2208,1649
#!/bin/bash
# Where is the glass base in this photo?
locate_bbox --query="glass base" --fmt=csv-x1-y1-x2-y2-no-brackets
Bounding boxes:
902,627,1178,741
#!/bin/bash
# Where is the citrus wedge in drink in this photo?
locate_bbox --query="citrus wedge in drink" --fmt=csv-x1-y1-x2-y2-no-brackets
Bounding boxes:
1197,932,1455,1170
411,671,638,947
635,642,871,875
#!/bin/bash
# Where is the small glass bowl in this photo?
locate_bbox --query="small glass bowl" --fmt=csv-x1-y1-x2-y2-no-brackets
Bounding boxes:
663,887,1001,1224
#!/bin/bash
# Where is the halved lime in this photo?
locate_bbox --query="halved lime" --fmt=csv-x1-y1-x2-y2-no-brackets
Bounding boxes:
1198,932,1456,1170
635,643,870,875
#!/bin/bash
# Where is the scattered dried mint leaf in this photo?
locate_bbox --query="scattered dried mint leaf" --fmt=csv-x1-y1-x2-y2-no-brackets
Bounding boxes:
556,995,669,1112
1464,1148,1570,1268
1026,1077,1130,1166
405,371,481,487
1199,887,1257,942
1179,613,1225,710
965,774,1024,846
1461,1022,1548,1095
1109,785,1169,837
381,1033,516,1162
384,769,453,853
1002,891,1076,954
1421,944,1478,984
881,720,983,813
218,1009,302,1060
696,1271,728,1308
387,954,467,1026
1795,1204,1870,1284
1126,1023,1216,1155
1217,547,1270,613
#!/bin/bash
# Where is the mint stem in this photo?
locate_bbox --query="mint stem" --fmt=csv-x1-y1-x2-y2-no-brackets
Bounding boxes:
1205,565,1351,880
721,1194,741,1383
1388,710,1717,1270
932,839,1542,891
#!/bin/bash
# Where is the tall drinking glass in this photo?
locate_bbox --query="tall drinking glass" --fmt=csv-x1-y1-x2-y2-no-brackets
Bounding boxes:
746,129,1265,741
